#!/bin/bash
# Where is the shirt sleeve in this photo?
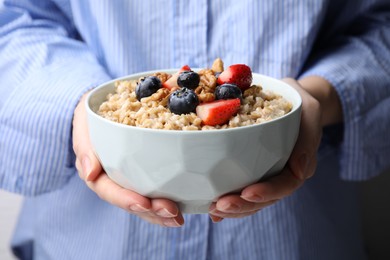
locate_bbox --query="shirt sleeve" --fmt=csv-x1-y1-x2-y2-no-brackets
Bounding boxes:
300,1,390,181
0,1,111,195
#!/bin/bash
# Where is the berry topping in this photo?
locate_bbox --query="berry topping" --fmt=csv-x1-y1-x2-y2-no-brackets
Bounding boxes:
162,65,191,90
215,83,242,101
168,88,199,115
217,64,252,91
196,98,241,126
177,71,200,89
135,76,162,100
180,65,191,71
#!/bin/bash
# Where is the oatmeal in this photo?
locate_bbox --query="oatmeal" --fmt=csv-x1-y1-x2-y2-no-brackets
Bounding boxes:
98,59,292,130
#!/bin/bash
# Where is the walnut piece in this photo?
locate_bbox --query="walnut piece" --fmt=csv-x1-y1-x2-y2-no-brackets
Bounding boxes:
211,58,224,73
198,69,217,94
198,93,215,103
141,88,170,105
151,72,171,84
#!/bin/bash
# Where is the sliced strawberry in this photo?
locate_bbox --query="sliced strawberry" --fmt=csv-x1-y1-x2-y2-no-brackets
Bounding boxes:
163,65,191,90
179,65,191,72
162,79,177,91
217,64,252,91
196,98,241,126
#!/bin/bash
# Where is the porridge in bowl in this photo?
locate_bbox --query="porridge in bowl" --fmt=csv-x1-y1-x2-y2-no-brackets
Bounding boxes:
86,59,302,213
98,59,292,130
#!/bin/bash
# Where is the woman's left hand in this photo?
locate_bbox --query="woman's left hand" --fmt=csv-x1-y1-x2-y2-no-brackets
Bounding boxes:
208,78,324,222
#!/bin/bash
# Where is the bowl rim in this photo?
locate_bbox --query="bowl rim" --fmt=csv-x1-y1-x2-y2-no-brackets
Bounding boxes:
86,70,302,135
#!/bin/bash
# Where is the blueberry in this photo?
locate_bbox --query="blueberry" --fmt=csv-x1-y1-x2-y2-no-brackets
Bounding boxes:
215,83,242,101
177,71,200,90
135,76,162,100
168,88,199,114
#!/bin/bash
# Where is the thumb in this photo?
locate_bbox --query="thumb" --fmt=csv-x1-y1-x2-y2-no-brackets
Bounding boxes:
73,92,102,181
282,78,322,180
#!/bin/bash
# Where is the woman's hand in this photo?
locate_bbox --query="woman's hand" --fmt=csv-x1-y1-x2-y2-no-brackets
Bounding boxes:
208,77,335,222
72,93,184,227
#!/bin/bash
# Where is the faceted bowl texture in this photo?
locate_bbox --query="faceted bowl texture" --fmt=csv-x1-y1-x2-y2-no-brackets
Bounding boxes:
86,70,302,213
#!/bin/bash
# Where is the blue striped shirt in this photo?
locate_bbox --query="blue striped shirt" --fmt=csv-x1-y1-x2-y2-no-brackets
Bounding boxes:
1,0,389,259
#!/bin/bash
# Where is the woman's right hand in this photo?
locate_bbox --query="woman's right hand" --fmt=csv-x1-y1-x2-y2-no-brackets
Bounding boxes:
72,92,184,227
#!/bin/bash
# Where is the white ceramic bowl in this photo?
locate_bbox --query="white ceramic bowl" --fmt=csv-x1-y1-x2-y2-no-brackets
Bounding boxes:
86,70,302,213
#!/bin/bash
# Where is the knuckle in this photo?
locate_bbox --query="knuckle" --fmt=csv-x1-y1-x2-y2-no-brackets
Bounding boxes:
305,94,321,110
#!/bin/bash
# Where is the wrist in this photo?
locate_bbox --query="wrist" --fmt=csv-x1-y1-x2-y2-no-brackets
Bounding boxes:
298,76,343,127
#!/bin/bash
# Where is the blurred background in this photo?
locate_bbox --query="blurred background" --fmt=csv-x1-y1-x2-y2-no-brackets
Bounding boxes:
359,169,390,260
0,190,22,260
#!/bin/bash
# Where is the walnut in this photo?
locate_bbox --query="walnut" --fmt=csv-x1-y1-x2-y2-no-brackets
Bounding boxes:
198,93,215,103
141,88,170,104
160,93,171,107
198,69,217,93
243,85,263,97
194,86,203,94
152,72,171,84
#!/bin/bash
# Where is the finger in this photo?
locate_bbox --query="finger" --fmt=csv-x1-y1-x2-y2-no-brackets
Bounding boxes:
214,193,280,213
75,158,82,177
72,92,101,181
88,175,184,227
304,153,318,179
150,199,184,227
151,198,180,218
133,210,184,227
86,173,152,213
160,214,185,227
283,78,322,179
240,167,304,203
209,200,277,218
210,211,257,219
138,208,184,227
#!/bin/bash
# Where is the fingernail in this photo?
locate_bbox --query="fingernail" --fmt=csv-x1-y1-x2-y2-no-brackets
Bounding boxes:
156,208,176,218
209,204,220,215
130,204,149,213
299,154,309,179
209,208,219,215
210,215,224,223
81,156,91,179
241,194,264,203
219,202,240,213
163,218,182,227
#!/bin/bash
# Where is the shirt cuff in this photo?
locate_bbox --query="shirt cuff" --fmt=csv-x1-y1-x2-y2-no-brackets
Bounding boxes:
300,45,390,181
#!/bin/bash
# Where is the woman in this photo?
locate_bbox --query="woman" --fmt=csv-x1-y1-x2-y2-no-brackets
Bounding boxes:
1,0,389,259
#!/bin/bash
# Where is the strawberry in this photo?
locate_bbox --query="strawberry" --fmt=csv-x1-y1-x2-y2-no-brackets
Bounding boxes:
162,65,191,90
196,98,241,126
217,64,252,91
